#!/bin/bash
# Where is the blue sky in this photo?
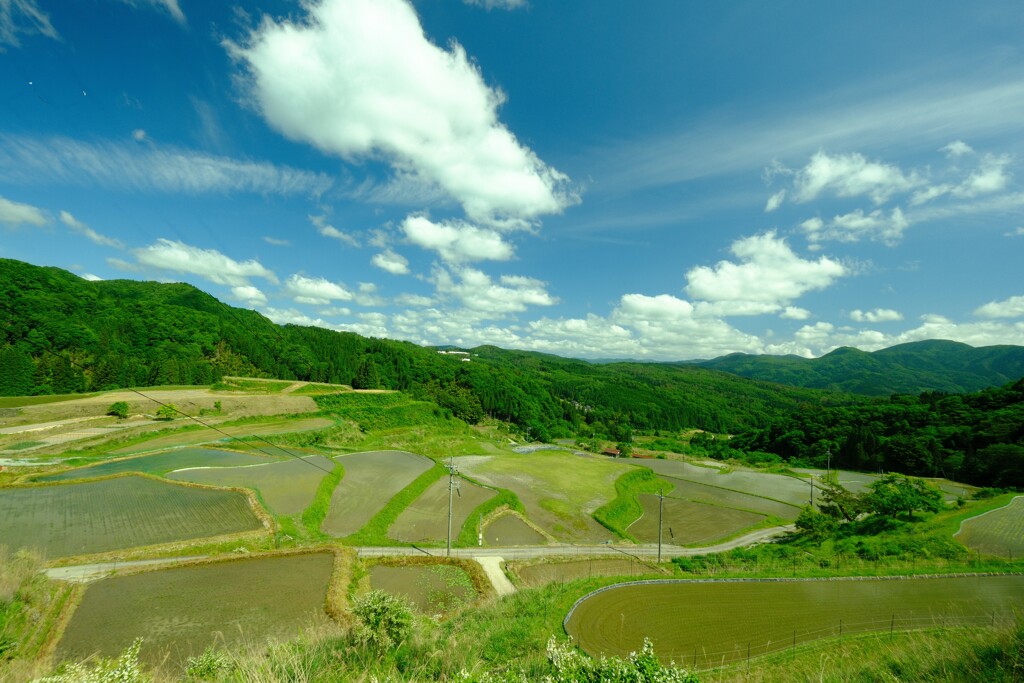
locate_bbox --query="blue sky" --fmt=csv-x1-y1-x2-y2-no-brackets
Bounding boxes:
1,0,1023,361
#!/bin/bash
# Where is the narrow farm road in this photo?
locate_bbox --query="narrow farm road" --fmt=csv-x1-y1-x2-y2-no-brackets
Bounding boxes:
45,556,207,583
475,556,516,595
356,524,795,561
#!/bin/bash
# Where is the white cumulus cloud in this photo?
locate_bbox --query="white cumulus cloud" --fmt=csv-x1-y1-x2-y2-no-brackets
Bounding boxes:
133,239,278,287
850,308,903,323
284,274,354,305
801,207,910,246
372,249,410,275
684,232,846,316
227,0,576,227
792,151,919,204
764,189,786,212
402,214,514,263
432,266,556,316
974,295,1024,319
232,285,268,307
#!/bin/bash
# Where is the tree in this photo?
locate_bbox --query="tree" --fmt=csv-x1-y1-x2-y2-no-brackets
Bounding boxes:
818,481,867,523
795,505,838,542
864,473,944,519
352,359,381,390
155,404,178,420
107,401,129,419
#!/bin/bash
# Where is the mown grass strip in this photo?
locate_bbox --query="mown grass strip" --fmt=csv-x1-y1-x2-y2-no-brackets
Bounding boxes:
593,469,666,541
344,462,446,545
301,461,345,537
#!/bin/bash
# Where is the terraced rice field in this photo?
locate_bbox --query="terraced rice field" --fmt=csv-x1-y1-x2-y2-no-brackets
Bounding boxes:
656,476,801,520
368,563,476,613
56,553,335,668
564,575,1024,666
483,513,547,546
639,460,812,507
955,496,1024,557
388,477,496,542
514,558,655,587
168,455,333,517
627,495,765,545
110,416,332,454
322,450,433,536
39,448,282,481
459,452,630,543
0,476,262,558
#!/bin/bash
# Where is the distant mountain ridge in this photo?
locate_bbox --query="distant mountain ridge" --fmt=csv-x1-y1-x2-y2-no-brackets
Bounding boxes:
686,340,1024,396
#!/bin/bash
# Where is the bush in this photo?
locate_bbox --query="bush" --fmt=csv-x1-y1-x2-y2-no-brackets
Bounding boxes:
155,404,178,420
351,590,413,651
107,401,129,419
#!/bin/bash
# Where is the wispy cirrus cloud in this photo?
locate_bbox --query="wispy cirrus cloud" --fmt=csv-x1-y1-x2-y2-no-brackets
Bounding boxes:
59,211,125,249
0,134,332,196
115,0,185,25
0,0,59,50
595,74,1024,194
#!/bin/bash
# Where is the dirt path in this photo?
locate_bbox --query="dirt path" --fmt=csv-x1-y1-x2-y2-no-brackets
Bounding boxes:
475,556,516,595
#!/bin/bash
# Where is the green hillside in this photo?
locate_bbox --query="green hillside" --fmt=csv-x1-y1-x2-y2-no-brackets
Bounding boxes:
690,340,1024,395
0,258,850,436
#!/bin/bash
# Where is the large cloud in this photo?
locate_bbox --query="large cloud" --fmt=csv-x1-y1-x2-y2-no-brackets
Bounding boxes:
133,239,278,287
402,215,514,263
974,295,1024,319
228,0,575,226
791,151,919,204
684,232,846,316
284,274,354,305
431,266,556,316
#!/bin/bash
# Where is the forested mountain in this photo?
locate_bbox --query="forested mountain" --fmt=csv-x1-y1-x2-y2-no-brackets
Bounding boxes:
730,379,1024,488
689,341,1024,395
0,258,849,436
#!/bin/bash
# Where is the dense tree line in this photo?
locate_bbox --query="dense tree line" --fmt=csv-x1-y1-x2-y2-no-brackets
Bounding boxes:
732,379,1024,488
1,259,853,440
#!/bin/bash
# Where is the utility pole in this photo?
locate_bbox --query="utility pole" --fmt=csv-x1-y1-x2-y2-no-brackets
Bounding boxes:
809,474,815,507
826,446,832,483
446,454,459,557
657,488,664,563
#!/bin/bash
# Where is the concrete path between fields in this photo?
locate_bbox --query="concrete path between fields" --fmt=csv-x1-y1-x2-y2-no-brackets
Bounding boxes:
475,556,516,596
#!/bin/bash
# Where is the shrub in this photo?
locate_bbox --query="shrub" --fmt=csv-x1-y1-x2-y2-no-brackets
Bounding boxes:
155,404,178,420
107,401,129,419
351,590,413,651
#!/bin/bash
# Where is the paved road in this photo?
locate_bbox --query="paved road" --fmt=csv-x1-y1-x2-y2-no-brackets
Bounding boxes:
355,525,794,560
43,525,793,586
